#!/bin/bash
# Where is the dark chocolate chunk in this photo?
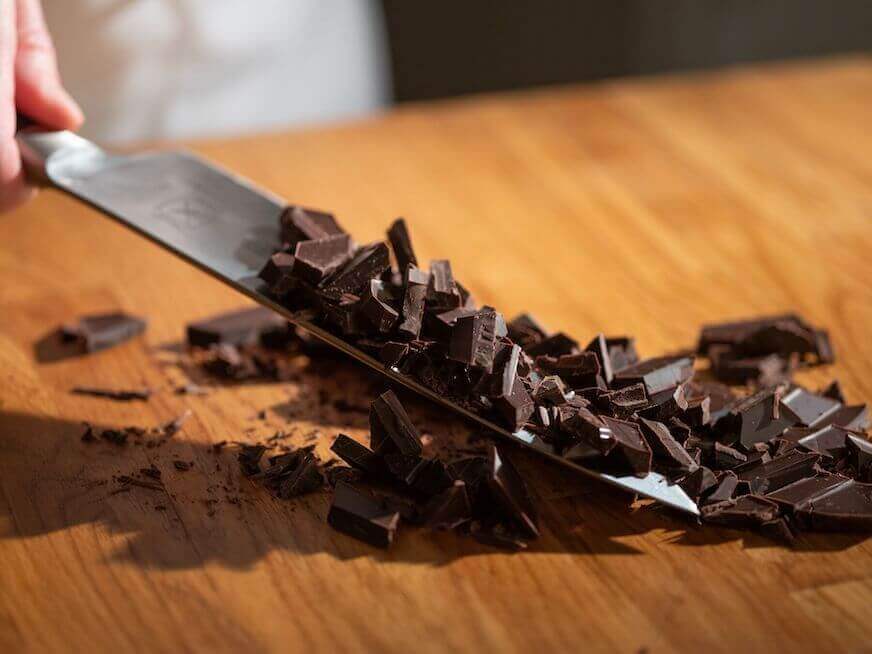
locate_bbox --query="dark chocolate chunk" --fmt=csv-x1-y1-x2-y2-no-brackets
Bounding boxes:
319,242,390,300
613,356,694,396
793,480,872,531
387,218,417,272
823,404,869,432
492,376,535,432
759,517,797,545
279,205,344,246
712,442,748,469
683,397,711,427
533,375,568,406
846,434,872,482
679,466,718,499
683,380,735,423
525,333,578,358
702,495,781,528
797,425,854,459
448,308,498,372
821,380,846,404
506,313,548,349
640,384,689,422
397,266,429,339
379,341,409,368
601,383,648,417
606,336,639,372
327,482,400,548
730,387,796,448
779,387,841,428
360,279,399,333
238,444,267,476
484,446,539,538
369,390,422,456
277,454,325,498
766,473,849,511
331,434,387,477
71,387,152,402
639,418,697,473
553,351,601,388
427,260,458,308
187,307,286,348
600,416,652,475
737,450,820,494
584,334,615,384
424,480,472,530
709,349,796,387
292,234,353,285
258,252,296,296
61,312,147,353
705,471,739,504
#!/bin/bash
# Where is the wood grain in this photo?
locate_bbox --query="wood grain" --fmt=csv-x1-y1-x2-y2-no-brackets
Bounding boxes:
2,57,872,653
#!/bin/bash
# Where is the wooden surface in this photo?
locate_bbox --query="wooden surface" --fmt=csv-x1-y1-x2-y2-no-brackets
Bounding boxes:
2,57,872,653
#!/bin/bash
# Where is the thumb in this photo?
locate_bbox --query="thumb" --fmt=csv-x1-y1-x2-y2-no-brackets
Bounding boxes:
14,0,83,130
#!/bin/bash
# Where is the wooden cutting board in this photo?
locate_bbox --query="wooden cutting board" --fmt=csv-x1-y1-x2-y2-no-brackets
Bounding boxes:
1,56,871,653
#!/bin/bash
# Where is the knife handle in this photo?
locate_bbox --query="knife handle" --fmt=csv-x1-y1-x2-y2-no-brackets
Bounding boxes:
15,113,102,184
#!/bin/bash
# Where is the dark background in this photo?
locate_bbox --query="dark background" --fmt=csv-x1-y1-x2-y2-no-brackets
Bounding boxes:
381,1,872,102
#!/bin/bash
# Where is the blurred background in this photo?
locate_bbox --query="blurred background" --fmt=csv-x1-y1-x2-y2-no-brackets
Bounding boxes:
45,0,871,144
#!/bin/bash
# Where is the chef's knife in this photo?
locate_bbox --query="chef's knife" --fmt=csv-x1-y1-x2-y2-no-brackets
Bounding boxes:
15,124,699,516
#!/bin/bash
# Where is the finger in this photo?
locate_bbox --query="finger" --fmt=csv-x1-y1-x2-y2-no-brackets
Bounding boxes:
0,0,31,211
14,0,83,130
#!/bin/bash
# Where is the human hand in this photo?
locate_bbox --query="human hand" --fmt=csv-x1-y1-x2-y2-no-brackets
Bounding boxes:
1,0,83,212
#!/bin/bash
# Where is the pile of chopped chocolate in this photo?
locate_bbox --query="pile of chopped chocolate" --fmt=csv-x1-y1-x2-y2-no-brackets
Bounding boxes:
255,207,872,540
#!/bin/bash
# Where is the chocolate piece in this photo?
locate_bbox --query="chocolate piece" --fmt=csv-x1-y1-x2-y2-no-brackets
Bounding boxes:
506,313,548,349
387,218,417,272
484,446,539,538
821,380,846,404
258,252,296,296
61,312,147,353
766,473,849,511
278,454,325,498
709,349,796,387
360,279,399,333
737,451,820,494
71,387,151,401
407,458,455,497
553,351,601,388
730,388,796,448
369,390,423,456
238,445,267,476
793,480,872,531
559,405,608,450
683,397,711,427
712,442,748,469
705,471,739,504
797,425,854,458
493,377,535,432
640,385,689,422
424,481,472,530
613,356,694,396
679,466,718,499
187,307,285,348
292,234,353,285
600,383,648,418
639,418,697,473
606,336,639,372
396,266,429,339
683,380,735,423
584,334,614,384
533,375,568,406
525,333,578,358
327,482,400,548
428,307,476,342
449,308,498,372
600,416,652,475
698,314,806,354
427,260,458,308
702,495,781,528
379,341,409,368
759,517,797,545
846,434,872,482
331,434,387,477
496,344,522,398
319,242,390,300
779,387,841,428
823,404,870,432
279,205,344,246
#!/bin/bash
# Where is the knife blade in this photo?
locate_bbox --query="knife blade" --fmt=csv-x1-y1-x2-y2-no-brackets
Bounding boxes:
15,126,699,516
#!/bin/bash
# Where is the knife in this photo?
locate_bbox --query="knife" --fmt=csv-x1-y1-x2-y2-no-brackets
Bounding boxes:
15,122,699,516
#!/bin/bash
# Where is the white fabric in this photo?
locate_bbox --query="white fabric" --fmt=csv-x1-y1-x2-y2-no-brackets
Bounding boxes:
43,0,391,143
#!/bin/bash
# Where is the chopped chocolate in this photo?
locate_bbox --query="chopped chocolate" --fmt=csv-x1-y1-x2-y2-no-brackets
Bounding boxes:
793,480,872,531
823,404,870,432
424,480,472,530
258,252,296,296
277,454,325,498
187,307,286,348
387,218,418,272
737,451,820,495
679,466,718,499
553,351,601,388
606,336,639,372
600,383,648,417
279,205,345,246
702,495,781,528
293,234,353,285
711,442,748,470
797,425,854,459
319,242,390,300
80,423,96,442
525,333,578,358
779,387,841,428
360,279,399,333
427,260,458,308
728,387,795,448
238,444,267,477
533,375,568,406
327,482,400,548
821,380,845,404
61,312,147,353
600,416,652,476
369,390,423,456
71,386,152,402
379,341,409,368
639,418,697,473
397,266,429,339
506,313,548,349
492,378,535,432
704,471,739,504
483,446,539,538
449,308,498,371
584,334,615,384
846,434,872,482
613,356,694,396
766,473,849,511
640,384,689,422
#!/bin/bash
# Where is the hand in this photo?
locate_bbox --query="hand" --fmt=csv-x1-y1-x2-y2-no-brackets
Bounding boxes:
1,0,83,212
